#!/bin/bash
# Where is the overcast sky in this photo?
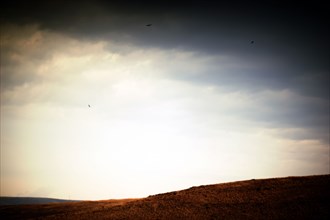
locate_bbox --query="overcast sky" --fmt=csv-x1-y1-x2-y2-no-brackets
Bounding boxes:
1,0,329,200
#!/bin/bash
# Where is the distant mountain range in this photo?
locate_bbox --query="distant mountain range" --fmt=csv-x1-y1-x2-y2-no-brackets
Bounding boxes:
0,197,80,205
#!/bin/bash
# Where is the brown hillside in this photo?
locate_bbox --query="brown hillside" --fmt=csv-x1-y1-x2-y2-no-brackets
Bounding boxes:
1,175,329,219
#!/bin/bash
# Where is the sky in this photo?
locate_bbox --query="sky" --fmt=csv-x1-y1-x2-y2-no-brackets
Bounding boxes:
1,0,329,200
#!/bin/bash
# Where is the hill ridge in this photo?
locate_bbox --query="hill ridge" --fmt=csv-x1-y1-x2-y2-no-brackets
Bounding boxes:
1,175,329,219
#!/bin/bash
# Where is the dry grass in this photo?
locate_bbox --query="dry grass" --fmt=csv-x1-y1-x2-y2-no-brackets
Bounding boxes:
1,175,329,219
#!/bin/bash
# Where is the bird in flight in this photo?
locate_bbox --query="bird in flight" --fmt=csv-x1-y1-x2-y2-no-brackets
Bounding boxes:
146,24,152,27
88,105,91,108
250,40,255,44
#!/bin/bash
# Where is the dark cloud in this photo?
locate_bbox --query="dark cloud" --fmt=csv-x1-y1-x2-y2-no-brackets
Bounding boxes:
2,0,328,96
253,93,329,143
1,0,329,143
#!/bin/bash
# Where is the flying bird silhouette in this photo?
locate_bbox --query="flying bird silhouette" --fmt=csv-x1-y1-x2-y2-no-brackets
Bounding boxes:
88,105,91,107
146,24,152,27
250,40,255,44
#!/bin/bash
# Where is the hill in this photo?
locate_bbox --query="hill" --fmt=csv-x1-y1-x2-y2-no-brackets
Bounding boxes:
0,175,329,219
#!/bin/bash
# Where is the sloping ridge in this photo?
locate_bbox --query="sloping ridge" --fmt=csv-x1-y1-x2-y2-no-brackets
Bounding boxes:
1,175,329,219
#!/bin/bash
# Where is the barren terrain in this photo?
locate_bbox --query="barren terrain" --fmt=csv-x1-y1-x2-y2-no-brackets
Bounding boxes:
1,175,329,219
